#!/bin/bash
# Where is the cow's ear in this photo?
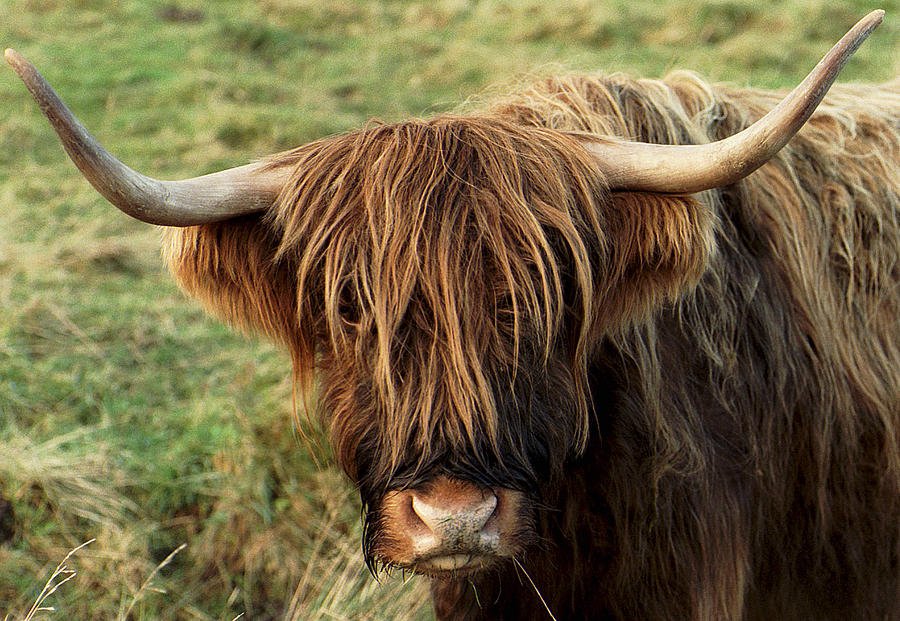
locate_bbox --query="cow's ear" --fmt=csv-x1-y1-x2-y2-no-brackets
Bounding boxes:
163,218,306,358
593,191,714,331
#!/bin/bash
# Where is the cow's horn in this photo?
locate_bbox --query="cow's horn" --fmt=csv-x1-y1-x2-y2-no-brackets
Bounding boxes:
5,49,289,226
585,10,884,194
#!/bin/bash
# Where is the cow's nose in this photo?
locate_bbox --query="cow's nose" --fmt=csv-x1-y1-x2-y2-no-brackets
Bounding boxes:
412,491,497,542
375,475,528,571
397,478,501,558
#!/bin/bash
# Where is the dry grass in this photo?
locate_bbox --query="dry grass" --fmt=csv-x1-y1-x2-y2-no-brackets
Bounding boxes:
10,539,96,621
7,534,430,621
1,436,430,619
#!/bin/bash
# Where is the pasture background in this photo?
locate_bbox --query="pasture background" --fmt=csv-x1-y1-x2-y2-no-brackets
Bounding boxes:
1,0,898,619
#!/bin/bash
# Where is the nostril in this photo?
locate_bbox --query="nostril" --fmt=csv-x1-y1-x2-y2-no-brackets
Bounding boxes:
378,481,523,565
411,492,498,537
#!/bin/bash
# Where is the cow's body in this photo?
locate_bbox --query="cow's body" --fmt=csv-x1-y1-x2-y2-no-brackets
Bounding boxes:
425,74,900,620
163,72,900,620
9,13,900,620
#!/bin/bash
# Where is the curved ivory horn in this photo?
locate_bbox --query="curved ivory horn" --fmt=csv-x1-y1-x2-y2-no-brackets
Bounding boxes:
5,49,291,226
586,10,884,193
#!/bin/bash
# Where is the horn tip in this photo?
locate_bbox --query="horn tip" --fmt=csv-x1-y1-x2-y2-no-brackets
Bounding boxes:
865,9,885,28
5,48,30,75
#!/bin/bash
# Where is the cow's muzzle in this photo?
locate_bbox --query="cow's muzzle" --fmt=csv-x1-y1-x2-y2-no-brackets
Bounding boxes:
375,475,528,576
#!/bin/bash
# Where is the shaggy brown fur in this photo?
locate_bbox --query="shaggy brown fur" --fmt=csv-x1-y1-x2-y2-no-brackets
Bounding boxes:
165,70,900,620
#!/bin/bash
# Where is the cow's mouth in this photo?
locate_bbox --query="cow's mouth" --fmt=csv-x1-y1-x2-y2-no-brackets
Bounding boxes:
412,553,497,576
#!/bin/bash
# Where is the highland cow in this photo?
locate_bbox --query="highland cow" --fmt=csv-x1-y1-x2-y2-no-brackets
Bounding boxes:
8,10,900,620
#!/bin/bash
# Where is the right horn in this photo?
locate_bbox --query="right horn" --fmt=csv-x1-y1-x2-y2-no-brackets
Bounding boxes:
583,10,884,194
6,49,292,227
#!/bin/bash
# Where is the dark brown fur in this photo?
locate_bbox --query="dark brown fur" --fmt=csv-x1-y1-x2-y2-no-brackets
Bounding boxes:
165,70,900,619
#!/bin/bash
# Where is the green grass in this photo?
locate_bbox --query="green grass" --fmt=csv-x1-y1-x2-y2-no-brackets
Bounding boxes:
1,0,898,618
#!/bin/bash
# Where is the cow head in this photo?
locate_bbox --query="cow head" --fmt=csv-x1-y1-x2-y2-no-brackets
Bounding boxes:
165,117,678,574
6,11,882,577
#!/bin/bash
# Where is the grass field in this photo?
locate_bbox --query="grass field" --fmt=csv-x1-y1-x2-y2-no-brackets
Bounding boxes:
1,0,898,619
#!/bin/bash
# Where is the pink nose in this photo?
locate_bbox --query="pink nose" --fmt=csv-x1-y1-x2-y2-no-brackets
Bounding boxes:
375,475,527,570
412,491,497,543
398,477,501,558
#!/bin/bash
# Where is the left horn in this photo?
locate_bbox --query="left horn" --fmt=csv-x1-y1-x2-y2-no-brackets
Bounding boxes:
6,49,290,226
585,9,884,194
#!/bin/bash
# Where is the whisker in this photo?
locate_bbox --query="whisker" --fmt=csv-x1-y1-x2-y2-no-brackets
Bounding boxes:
469,578,482,609
512,557,558,621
